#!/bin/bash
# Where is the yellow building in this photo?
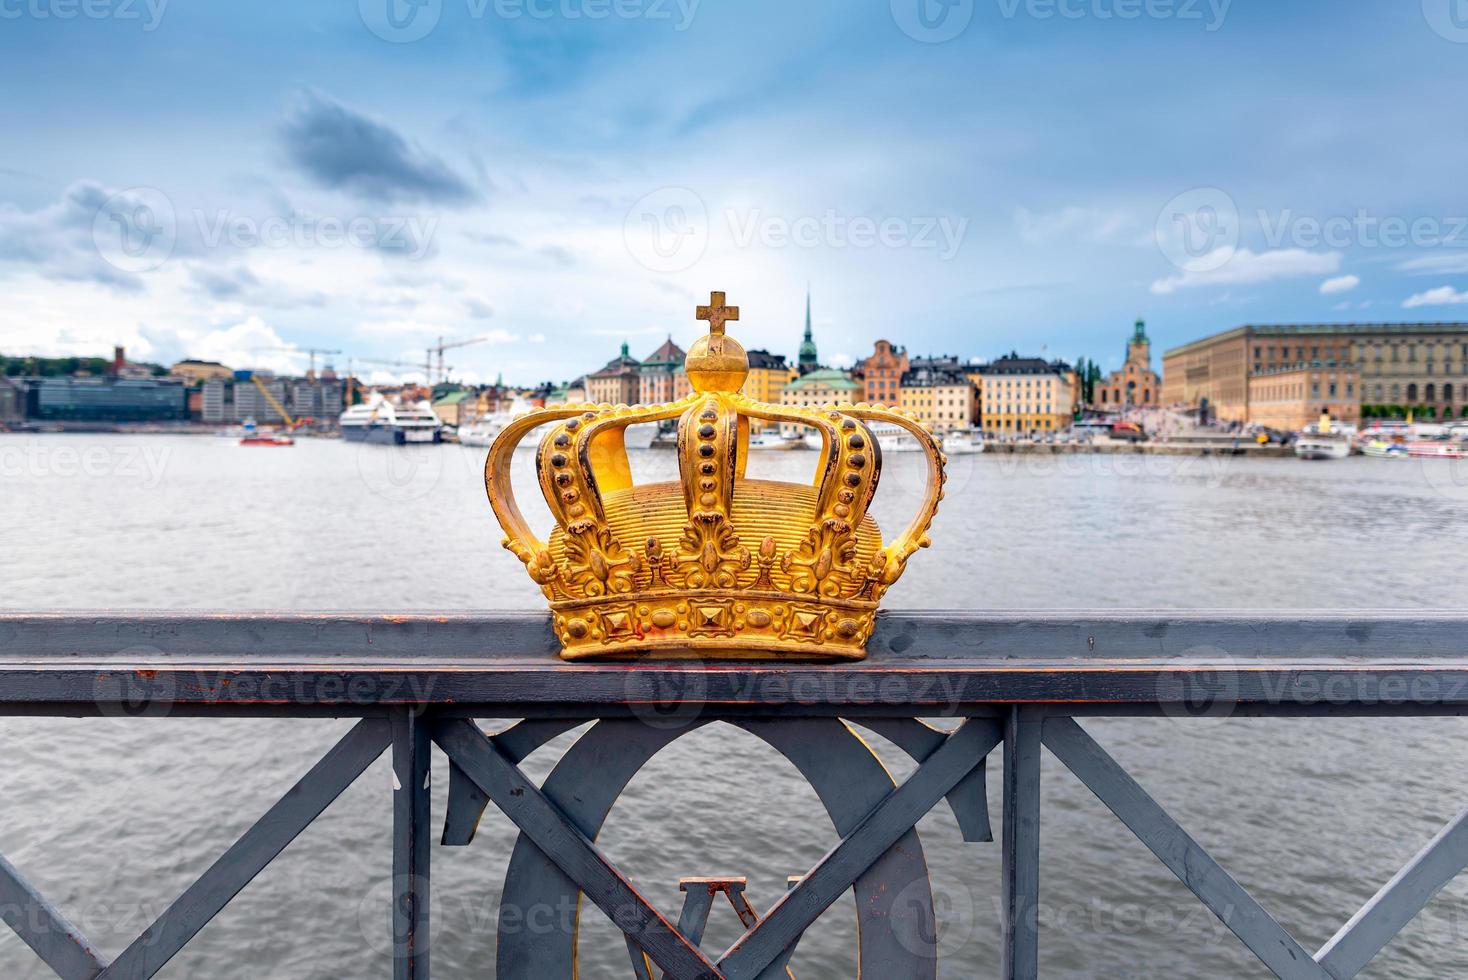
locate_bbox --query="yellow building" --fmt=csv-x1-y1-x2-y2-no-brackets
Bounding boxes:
898,366,977,433
779,368,861,437
979,354,1076,435
743,349,797,431
170,359,233,383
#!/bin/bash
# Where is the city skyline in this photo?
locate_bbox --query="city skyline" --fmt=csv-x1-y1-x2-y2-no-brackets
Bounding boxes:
3,4,1468,384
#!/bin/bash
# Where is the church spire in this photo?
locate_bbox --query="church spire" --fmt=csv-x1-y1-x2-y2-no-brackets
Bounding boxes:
798,284,819,375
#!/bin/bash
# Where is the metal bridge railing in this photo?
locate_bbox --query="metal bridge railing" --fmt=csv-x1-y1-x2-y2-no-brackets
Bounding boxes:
0,611,1465,979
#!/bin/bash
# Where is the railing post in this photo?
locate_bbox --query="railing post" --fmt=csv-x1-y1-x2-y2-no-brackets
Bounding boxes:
392,708,431,979
1001,705,1042,980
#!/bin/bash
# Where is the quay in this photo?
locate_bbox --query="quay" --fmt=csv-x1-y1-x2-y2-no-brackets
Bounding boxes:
982,438,1293,457
1,611,1467,978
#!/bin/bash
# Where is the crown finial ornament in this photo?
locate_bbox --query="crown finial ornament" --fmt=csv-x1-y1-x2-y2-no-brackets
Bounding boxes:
485,290,946,660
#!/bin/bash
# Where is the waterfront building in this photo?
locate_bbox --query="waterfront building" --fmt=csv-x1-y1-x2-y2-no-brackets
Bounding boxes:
856,340,908,406
0,377,24,422
1162,322,1468,423
899,364,977,433
744,349,797,432
431,390,474,426
233,376,289,424
1093,319,1160,409
170,359,233,384
1247,363,1361,431
585,343,641,406
978,354,1076,435
798,290,820,376
22,377,188,422
638,337,690,405
778,367,860,436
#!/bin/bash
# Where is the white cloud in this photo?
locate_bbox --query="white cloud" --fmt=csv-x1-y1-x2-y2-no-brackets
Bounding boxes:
1319,274,1359,295
1150,248,1341,295
1402,285,1468,308
1398,253,1468,276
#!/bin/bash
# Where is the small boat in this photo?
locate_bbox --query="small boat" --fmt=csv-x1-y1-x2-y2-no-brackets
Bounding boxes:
1361,439,1407,459
1294,434,1351,460
1408,437,1468,460
340,396,442,445
238,418,294,446
458,397,536,447
240,432,295,446
868,422,926,453
747,430,804,451
942,429,985,455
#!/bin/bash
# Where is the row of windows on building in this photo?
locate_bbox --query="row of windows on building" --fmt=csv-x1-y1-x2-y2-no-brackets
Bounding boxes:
1254,342,1468,366
1257,382,1356,401
1368,382,1457,403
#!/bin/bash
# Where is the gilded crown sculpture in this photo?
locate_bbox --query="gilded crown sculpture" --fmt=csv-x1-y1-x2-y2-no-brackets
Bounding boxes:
485,291,946,659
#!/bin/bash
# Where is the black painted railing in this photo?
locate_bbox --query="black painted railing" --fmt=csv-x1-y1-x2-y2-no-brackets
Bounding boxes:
1,611,1466,979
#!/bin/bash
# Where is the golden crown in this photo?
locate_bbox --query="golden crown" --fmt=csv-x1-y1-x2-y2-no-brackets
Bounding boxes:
485,291,946,660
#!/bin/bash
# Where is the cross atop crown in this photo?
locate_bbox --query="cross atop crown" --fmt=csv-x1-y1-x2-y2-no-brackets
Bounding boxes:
696,291,739,336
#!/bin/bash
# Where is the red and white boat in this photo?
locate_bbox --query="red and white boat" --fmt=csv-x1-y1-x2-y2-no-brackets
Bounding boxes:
238,418,295,446
1407,438,1467,459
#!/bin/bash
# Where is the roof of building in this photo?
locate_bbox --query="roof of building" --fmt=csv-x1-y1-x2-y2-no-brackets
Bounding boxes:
432,391,473,406
642,337,686,366
979,353,1069,376
901,366,971,388
783,368,859,392
1163,322,1468,358
590,342,641,378
747,349,789,370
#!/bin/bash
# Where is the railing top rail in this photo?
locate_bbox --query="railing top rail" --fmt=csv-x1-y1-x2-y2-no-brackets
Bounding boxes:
0,611,1465,715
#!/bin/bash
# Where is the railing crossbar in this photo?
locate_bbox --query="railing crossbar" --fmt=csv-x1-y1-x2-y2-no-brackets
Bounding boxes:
1315,804,1468,979
716,719,1002,980
97,718,391,980
1042,717,1330,980
0,851,107,980
430,719,722,980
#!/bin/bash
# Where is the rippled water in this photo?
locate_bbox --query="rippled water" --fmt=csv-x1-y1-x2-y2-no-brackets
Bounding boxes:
2,433,1467,978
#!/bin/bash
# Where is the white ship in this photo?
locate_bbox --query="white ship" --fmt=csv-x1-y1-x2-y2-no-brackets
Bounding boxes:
942,429,986,455
339,396,442,445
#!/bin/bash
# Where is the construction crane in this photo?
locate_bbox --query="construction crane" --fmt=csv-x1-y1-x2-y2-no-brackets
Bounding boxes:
250,346,342,377
233,371,312,430
426,336,490,386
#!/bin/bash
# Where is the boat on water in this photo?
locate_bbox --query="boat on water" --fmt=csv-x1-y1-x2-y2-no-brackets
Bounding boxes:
1407,437,1468,459
1361,439,1408,459
1294,434,1351,460
339,397,442,445
868,422,927,453
1294,413,1353,460
747,430,804,451
237,418,295,446
942,429,985,455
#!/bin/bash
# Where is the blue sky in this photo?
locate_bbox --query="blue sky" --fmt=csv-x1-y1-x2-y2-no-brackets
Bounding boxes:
2,0,1467,383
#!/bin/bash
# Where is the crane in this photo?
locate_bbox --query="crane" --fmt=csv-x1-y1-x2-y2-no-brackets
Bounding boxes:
426,335,490,385
233,371,313,430
250,346,342,377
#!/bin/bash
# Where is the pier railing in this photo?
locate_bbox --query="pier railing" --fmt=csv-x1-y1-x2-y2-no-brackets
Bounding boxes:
1,610,1466,979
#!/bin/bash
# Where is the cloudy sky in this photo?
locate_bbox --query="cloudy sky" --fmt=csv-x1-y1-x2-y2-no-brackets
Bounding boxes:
2,1,1467,384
